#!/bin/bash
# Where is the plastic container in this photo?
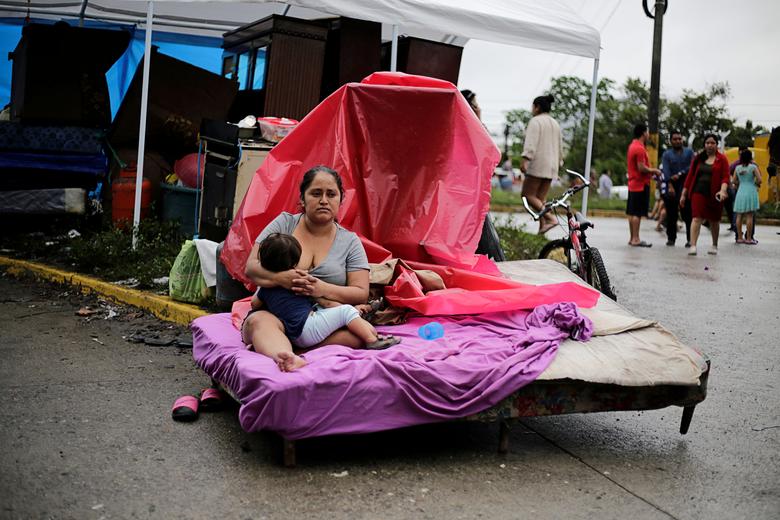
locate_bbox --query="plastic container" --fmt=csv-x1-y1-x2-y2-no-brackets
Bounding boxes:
161,183,198,236
215,241,253,310
418,322,445,340
258,116,299,142
112,164,152,226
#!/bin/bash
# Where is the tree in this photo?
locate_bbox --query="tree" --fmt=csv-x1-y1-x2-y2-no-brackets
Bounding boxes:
503,108,532,165
725,119,767,149
665,83,733,149
547,76,641,184
503,75,740,185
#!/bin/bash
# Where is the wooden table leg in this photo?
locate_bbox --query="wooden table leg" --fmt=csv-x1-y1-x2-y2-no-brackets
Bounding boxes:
498,420,510,454
680,405,696,434
283,438,296,467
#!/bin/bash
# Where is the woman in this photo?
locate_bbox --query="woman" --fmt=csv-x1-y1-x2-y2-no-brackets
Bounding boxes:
460,89,482,121
521,94,563,234
732,148,761,244
679,134,730,256
242,166,370,371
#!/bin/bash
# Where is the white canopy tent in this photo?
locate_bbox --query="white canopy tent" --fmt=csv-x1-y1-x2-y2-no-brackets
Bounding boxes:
0,0,601,243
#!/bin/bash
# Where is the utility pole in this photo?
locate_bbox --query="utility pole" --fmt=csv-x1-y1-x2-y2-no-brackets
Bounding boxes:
644,0,667,168
503,124,510,158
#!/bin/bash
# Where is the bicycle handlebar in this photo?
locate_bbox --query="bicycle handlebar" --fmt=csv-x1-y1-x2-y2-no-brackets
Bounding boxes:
522,170,590,221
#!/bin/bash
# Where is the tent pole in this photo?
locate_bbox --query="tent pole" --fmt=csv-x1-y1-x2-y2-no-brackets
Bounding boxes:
132,0,154,250
78,0,89,27
390,24,398,72
581,55,599,217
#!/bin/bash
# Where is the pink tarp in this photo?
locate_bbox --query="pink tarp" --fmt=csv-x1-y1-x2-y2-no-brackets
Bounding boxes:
220,72,599,316
192,303,593,440
221,72,501,283
385,259,600,315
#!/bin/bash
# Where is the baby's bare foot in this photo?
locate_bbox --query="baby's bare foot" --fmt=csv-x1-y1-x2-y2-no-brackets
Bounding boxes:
277,351,307,372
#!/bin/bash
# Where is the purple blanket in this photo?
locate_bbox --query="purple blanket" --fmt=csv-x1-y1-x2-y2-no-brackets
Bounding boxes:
192,303,592,440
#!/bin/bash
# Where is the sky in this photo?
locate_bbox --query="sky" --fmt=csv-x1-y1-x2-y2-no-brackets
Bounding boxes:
458,0,780,141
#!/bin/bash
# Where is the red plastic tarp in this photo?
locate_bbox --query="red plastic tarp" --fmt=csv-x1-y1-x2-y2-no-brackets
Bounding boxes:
385,260,600,315
222,72,600,317
222,72,500,284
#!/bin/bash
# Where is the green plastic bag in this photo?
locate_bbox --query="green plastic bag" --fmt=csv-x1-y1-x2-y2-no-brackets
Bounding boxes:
169,240,208,303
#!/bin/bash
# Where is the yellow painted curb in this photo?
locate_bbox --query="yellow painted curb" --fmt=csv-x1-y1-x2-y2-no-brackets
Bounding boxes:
0,256,208,326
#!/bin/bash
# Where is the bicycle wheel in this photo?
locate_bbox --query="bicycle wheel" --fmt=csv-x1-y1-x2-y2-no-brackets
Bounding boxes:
539,239,573,270
584,247,617,301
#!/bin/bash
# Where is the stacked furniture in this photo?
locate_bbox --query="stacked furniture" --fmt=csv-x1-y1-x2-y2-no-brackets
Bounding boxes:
0,123,108,214
0,22,129,215
221,14,384,122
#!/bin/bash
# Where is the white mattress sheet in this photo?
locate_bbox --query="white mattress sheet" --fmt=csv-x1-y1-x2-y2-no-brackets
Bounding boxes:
499,260,708,386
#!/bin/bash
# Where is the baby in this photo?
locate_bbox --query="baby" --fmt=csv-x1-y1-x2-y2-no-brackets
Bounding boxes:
251,233,399,370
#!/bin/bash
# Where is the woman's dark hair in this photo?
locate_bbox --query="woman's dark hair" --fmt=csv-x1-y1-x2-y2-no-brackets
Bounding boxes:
697,133,720,162
460,89,476,104
532,94,554,113
299,165,344,202
740,149,753,166
258,233,302,272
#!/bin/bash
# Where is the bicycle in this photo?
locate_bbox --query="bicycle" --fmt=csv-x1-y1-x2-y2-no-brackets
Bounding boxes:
522,169,617,301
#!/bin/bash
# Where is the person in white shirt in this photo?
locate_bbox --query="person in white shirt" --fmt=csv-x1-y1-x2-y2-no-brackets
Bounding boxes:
598,170,613,199
521,94,563,234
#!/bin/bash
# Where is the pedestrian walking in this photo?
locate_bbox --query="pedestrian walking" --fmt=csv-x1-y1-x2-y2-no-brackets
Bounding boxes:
598,169,613,199
679,134,730,256
733,149,761,244
660,130,694,246
521,94,563,234
729,146,761,242
625,123,661,247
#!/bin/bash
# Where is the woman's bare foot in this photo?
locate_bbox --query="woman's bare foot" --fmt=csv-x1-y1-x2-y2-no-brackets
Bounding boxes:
276,351,307,372
538,219,556,235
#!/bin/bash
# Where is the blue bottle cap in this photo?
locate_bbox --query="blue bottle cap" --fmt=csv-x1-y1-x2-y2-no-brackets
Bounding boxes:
418,321,444,340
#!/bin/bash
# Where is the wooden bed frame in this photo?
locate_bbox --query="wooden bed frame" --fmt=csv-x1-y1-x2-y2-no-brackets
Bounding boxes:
214,359,709,467
209,259,710,466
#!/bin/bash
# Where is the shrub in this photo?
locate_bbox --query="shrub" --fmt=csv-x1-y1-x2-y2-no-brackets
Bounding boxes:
69,219,184,287
493,217,549,260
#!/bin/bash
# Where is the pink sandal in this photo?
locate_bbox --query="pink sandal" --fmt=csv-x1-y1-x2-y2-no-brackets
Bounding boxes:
172,395,199,422
200,388,225,412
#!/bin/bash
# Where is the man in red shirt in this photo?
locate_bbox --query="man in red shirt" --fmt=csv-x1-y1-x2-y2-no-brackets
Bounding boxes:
626,123,661,247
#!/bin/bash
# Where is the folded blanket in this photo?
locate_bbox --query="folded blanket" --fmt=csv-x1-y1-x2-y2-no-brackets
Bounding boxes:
193,302,592,440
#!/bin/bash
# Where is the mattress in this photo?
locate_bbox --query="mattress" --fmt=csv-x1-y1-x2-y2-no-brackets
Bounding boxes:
193,259,709,444
193,302,593,440
0,122,105,155
499,260,707,386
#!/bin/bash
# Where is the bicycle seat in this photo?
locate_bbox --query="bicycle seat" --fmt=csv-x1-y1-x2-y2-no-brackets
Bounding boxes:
574,211,593,230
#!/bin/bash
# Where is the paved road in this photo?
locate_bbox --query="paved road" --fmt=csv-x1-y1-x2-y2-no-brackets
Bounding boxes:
0,217,778,520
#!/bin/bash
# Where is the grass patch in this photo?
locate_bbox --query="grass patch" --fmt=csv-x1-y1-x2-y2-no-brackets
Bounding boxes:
493,216,549,260
757,202,780,220
490,187,628,212
69,219,184,287
0,215,184,290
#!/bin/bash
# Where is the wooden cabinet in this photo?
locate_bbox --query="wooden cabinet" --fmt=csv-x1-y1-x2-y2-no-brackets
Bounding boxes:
222,15,329,122
381,36,464,85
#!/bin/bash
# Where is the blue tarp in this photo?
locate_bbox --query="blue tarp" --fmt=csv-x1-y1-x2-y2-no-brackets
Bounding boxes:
0,17,223,120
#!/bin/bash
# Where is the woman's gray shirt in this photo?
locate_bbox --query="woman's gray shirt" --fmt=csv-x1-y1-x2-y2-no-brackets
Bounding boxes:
254,212,369,286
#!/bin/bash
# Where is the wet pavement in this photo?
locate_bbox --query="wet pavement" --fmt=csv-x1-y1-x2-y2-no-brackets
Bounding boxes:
0,216,778,519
